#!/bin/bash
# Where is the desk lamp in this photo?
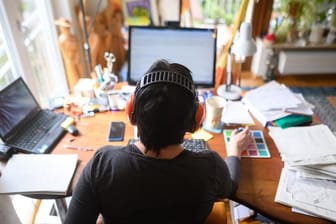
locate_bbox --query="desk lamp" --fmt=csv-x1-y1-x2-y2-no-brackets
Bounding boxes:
217,22,256,100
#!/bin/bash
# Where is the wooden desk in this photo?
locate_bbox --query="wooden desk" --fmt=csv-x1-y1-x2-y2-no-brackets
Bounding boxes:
30,110,334,223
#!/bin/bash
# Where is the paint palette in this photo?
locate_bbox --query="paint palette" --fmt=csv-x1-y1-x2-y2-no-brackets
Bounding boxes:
223,130,271,158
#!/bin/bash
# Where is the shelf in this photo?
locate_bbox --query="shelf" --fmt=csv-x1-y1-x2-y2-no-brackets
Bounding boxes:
265,42,336,51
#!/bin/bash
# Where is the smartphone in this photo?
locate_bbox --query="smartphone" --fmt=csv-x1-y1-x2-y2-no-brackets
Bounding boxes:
0,144,14,160
107,121,125,141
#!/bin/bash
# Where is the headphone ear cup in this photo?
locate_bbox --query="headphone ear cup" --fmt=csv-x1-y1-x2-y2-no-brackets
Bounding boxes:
125,94,136,125
191,103,205,132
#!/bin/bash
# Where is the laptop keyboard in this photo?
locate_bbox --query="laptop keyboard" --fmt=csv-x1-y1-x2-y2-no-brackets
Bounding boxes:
10,110,66,150
181,139,208,152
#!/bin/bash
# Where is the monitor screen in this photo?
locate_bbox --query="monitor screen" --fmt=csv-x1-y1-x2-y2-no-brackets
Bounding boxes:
127,26,217,87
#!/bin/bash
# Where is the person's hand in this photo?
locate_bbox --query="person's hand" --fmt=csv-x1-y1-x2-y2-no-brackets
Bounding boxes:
227,126,252,158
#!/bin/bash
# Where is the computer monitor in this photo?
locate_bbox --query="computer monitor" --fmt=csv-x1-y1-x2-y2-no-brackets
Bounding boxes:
127,26,217,87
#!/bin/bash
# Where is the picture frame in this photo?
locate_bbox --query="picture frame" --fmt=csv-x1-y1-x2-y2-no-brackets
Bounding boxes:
122,0,159,26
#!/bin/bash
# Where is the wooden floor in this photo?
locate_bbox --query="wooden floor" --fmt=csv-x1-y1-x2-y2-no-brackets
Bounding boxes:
240,72,336,88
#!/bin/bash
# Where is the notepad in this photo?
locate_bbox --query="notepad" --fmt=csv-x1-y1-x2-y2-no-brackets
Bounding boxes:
223,130,271,158
0,154,78,195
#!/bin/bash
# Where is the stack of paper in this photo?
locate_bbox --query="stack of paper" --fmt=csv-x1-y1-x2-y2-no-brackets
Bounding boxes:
269,124,336,221
242,81,314,126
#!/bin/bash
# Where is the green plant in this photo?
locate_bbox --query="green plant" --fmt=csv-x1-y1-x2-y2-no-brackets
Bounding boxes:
330,9,336,27
274,0,335,42
278,0,334,24
199,0,241,25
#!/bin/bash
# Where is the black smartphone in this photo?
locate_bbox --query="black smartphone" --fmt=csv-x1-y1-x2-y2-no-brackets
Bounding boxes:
0,144,14,161
107,121,125,141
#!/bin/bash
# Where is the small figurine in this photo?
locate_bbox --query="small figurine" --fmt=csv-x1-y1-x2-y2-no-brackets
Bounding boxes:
105,52,116,74
99,52,119,91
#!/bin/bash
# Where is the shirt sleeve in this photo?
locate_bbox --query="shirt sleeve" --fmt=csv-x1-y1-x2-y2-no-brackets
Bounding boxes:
213,153,241,199
224,156,241,195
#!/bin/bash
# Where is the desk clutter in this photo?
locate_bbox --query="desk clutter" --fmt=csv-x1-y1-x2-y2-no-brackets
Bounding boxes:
54,80,133,120
242,80,314,127
270,124,336,222
215,80,335,221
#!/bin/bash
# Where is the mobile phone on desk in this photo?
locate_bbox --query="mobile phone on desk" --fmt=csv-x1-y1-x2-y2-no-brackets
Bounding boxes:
108,121,125,141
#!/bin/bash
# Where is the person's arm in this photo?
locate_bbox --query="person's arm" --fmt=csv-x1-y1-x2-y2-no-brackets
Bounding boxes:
216,127,252,197
64,155,100,224
224,156,240,195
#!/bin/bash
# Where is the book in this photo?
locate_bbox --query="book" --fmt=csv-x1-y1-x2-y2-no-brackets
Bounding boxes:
0,154,78,196
274,114,312,128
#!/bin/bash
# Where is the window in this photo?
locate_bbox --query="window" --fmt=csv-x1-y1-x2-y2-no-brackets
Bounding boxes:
0,0,68,107
0,11,15,89
182,0,243,53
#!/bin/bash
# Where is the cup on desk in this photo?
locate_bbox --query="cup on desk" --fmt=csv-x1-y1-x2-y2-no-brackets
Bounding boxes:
107,90,119,111
204,96,226,130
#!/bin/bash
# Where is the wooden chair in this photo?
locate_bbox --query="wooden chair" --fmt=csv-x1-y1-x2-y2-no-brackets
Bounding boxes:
205,200,230,224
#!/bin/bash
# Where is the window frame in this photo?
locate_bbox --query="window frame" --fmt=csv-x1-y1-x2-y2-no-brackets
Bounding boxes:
0,0,68,107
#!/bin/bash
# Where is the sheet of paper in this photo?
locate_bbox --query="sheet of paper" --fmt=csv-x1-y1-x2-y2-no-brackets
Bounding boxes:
241,81,313,125
275,168,336,222
284,93,314,115
269,124,336,164
292,165,336,181
221,100,255,125
287,169,336,213
192,129,213,141
243,81,301,111
242,93,290,126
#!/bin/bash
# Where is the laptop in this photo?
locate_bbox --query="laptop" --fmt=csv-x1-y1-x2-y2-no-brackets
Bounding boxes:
0,77,67,154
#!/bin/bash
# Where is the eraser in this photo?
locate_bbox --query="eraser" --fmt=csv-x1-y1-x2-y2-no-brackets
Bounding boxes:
61,117,75,129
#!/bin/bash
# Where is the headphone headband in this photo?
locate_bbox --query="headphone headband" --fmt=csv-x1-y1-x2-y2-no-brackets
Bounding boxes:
139,71,195,96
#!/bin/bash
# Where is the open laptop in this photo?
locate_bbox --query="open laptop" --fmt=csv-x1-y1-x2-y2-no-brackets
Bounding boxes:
0,77,67,154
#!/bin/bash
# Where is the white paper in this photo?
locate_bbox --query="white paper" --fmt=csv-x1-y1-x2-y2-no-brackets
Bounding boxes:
242,97,290,126
269,124,336,164
221,100,254,125
241,81,313,126
284,93,314,115
275,168,336,222
293,166,336,181
243,81,301,111
0,154,78,195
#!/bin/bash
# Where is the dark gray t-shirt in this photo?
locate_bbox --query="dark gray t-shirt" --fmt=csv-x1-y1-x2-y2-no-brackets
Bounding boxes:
65,144,240,224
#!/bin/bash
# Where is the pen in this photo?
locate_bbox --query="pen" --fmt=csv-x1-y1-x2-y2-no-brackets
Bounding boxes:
237,127,244,133
64,145,93,151
95,64,104,84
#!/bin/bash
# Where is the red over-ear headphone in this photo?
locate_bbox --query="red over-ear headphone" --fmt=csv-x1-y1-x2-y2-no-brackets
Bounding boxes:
125,71,205,133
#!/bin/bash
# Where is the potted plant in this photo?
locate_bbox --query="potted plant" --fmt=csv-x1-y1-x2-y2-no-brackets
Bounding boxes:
274,0,334,44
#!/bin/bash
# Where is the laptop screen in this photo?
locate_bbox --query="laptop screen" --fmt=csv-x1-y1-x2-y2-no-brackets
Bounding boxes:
0,78,40,140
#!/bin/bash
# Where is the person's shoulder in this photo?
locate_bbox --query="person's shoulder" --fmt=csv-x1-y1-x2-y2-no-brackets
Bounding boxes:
93,145,127,158
184,149,222,160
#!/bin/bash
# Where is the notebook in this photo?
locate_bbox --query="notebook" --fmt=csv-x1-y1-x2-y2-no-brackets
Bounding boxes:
0,153,78,195
0,77,67,154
